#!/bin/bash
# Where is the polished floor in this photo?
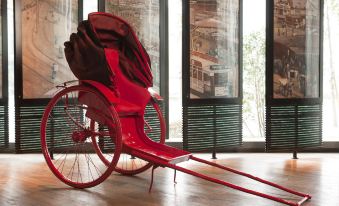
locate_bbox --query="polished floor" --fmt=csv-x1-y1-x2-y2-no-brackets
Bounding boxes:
0,153,338,206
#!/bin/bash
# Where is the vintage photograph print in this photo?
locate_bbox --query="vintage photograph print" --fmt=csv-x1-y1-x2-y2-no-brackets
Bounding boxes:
189,0,239,99
273,0,321,99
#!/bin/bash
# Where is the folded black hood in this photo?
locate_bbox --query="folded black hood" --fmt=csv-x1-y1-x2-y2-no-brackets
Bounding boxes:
64,12,153,88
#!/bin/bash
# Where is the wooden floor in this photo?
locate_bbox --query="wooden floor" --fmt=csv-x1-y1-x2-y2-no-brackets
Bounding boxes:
0,153,338,206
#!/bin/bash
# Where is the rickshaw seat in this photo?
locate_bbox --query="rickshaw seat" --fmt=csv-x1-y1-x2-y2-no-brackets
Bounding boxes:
115,99,143,116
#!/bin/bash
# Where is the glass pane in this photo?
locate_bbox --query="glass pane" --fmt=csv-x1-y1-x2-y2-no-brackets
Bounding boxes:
273,0,320,99
243,0,266,141
190,0,240,99
0,0,2,98
105,0,160,93
22,0,78,99
169,0,182,140
323,0,339,140
83,0,98,20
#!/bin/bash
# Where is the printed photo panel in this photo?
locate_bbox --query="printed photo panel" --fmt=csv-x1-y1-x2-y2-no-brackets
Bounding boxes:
189,0,240,99
22,0,78,98
273,0,321,99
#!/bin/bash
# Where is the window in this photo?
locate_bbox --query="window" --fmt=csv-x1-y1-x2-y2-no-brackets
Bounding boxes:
169,0,182,140
83,0,98,19
323,0,339,140
242,0,266,140
8,0,14,143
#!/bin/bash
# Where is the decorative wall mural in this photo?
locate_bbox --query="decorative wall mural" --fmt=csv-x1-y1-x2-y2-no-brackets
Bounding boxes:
273,0,321,99
189,0,240,99
0,0,2,98
22,0,78,98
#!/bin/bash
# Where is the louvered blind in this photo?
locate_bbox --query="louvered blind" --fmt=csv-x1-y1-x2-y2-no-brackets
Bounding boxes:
143,101,165,142
15,105,77,153
15,106,44,153
183,104,242,152
0,105,8,148
15,99,166,153
266,104,322,151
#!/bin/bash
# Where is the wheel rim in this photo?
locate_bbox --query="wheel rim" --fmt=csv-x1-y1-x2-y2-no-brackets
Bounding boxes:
41,85,121,188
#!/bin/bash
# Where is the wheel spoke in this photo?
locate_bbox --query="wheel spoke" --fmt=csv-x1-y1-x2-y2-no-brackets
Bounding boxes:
41,85,121,188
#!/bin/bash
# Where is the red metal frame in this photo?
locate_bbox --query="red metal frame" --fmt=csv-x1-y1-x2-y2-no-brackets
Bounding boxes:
173,157,311,206
130,150,310,206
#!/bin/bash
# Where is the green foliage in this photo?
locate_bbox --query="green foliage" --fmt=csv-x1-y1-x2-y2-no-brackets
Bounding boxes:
243,31,266,138
328,0,339,13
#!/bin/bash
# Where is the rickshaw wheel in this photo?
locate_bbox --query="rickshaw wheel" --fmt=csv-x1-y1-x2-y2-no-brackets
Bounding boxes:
93,99,166,175
40,85,122,188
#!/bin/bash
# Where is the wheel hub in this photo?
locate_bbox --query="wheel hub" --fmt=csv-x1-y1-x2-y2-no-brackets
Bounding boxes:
72,130,91,143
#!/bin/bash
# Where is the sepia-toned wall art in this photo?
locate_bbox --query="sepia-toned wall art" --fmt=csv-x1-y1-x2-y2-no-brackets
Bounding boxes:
0,0,2,98
21,0,78,99
273,0,321,99
105,0,161,93
189,0,240,99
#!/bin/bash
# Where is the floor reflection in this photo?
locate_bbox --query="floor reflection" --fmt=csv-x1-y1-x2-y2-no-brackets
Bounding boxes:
0,153,338,206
